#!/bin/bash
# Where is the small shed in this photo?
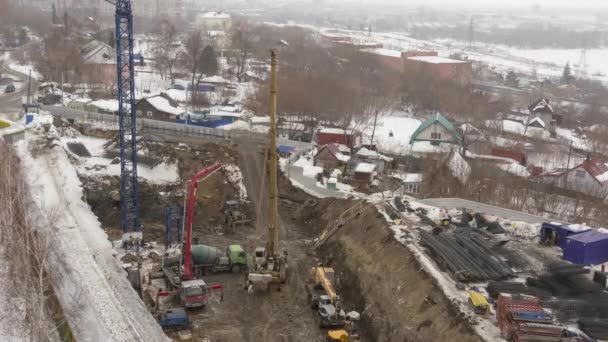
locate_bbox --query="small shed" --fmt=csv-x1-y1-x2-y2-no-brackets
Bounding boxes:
401,173,423,194
563,230,608,267
491,148,527,166
354,162,376,184
540,222,590,249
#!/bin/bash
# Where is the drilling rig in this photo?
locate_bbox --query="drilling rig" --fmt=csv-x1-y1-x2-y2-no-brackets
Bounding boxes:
247,50,288,292
106,0,141,244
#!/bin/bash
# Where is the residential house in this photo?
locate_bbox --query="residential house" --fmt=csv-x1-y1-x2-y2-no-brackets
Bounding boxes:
410,113,462,146
136,93,183,121
528,98,560,131
90,99,119,115
490,148,527,166
80,40,117,88
313,144,350,173
397,173,423,195
353,147,394,174
317,127,359,147
542,158,608,197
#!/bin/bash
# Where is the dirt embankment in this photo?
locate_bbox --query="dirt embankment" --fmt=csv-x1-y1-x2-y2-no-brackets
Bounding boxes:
297,200,482,342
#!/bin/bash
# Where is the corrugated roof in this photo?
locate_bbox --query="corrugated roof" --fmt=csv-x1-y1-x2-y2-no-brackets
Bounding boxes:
491,148,526,164
582,159,608,183
567,230,608,244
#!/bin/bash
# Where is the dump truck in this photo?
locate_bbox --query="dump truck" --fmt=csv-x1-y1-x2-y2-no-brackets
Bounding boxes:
191,244,248,275
223,200,250,228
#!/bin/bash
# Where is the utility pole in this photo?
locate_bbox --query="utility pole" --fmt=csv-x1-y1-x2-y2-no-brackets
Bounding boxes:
467,17,475,49
565,140,573,189
370,109,379,149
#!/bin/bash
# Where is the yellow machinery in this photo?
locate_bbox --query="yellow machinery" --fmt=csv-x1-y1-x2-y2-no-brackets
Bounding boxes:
311,267,339,305
327,330,349,342
248,50,288,291
468,289,489,315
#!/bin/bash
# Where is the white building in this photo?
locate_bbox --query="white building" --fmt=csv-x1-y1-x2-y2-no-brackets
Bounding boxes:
196,12,232,32
542,158,608,197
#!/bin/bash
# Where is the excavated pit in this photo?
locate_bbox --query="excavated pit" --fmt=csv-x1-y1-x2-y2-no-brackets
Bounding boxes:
294,198,483,342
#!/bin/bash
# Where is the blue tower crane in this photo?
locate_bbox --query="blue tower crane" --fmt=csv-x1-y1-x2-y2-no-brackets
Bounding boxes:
110,0,141,241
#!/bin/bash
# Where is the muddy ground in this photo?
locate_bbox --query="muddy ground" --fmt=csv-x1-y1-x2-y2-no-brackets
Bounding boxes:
69,122,483,342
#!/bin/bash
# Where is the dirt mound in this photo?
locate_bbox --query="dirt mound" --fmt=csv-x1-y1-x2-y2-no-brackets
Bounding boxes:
67,142,92,157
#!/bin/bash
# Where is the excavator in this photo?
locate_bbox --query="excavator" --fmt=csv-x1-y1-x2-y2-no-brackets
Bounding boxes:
247,50,288,292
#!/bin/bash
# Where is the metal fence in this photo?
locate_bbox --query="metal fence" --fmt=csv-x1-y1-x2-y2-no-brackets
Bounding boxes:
44,105,352,198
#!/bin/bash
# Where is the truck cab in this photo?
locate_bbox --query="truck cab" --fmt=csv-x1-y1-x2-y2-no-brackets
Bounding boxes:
180,279,208,309
227,244,247,273
318,295,344,328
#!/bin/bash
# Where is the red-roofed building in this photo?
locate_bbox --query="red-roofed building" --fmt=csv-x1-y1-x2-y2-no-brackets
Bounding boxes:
317,128,359,147
490,148,527,166
542,157,608,197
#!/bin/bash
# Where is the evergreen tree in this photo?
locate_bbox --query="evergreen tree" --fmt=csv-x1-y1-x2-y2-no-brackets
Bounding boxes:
52,3,58,25
561,62,573,84
107,31,115,48
199,45,218,76
505,70,519,88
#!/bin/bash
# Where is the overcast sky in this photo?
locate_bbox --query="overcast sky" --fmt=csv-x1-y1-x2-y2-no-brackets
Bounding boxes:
344,0,608,10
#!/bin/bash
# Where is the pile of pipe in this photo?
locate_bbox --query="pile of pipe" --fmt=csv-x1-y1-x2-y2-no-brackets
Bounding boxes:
419,230,514,282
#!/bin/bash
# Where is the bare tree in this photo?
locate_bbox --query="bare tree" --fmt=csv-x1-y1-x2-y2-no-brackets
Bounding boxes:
232,22,251,83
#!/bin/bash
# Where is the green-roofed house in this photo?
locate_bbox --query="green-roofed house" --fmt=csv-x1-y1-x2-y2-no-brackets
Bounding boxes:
409,112,462,146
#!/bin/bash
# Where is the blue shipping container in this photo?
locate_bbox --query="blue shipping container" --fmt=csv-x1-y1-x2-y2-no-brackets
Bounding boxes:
540,222,590,249
563,230,608,266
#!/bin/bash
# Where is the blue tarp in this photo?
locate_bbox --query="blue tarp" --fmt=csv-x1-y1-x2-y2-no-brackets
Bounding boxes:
563,230,608,266
277,145,296,154
176,116,233,128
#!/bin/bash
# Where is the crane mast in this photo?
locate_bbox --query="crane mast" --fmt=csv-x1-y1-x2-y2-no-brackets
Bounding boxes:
268,49,278,257
114,0,141,240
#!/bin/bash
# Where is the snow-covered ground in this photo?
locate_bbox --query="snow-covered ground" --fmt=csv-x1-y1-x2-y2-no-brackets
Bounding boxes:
59,132,180,185
16,115,168,341
360,113,450,155
8,63,42,80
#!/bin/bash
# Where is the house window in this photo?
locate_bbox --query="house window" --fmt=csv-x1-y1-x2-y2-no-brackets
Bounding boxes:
146,111,153,117
431,132,441,140
576,170,585,178
406,183,420,194
136,110,142,116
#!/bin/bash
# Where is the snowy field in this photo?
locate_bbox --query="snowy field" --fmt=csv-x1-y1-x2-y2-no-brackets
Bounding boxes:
268,21,608,83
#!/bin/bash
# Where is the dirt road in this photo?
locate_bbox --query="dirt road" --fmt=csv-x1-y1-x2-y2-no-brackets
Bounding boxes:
177,140,323,341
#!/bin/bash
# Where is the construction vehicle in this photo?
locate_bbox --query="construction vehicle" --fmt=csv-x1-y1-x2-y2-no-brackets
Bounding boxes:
223,200,250,228
179,279,209,309
307,267,345,328
326,330,349,342
156,308,191,331
190,244,248,275
247,50,288,292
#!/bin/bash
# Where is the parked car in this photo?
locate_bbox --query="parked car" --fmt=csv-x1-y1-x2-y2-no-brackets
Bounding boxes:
5,84,15,93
